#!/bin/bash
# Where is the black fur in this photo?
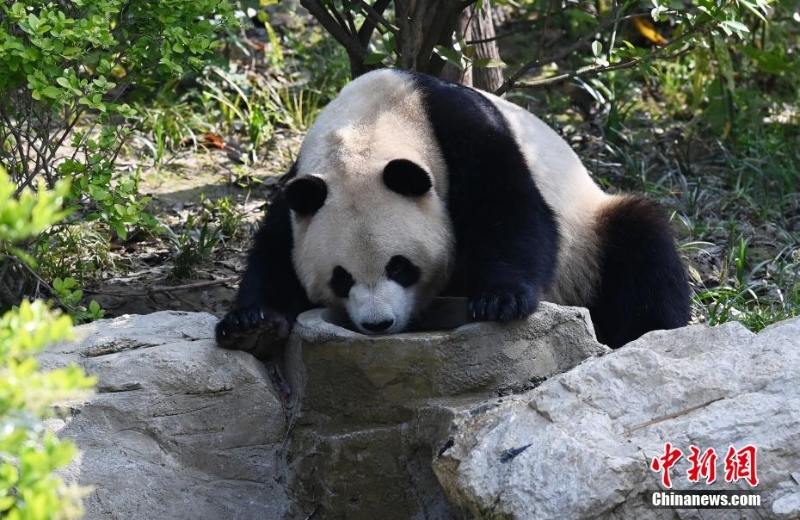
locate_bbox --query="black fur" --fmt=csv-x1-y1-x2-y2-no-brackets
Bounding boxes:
589,197,691,348
408,72,560,323
285,175,327,215
385,255,421,288
361,319,394,332
383,159,433,197
215,165,313,357
329,266,355,298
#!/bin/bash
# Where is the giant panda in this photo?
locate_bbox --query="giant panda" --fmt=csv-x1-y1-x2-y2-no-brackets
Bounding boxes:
215,69,690,353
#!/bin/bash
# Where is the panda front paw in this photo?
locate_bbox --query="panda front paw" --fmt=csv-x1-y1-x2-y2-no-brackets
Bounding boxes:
215,305,293,359
468,286,539,323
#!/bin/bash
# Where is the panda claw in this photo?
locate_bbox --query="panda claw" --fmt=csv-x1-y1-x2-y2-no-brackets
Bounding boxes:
485,294,501,320
468,286,538,324
215,305,293,359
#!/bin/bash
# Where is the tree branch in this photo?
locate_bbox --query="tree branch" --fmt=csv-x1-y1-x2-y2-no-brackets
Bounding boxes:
359,0,398,39
495,11,665,96
327,2,352,37
513,44,696,88
417,0,473,75
0,103,30,188
342,4,358,35
395,0,415,69
8,254,76,313
300,0,367,61
85,275,241,297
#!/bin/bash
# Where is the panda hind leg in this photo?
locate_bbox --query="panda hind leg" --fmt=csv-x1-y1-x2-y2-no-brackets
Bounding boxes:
588,196,691,348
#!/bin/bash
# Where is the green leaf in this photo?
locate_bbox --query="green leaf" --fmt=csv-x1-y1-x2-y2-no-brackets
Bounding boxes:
434,45,462,68
363,53,388,65
718,20,750,38
568,8,599,25
42,86,60,99
721,20,750,33
384,33,396,55
28,13,40,32
62,46,82,57
0,495,15,511
472,58,506,69
115,223,128,240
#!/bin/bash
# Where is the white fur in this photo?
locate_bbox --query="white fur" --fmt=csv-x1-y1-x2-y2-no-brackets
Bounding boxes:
347,281,416,334
291,70,453,333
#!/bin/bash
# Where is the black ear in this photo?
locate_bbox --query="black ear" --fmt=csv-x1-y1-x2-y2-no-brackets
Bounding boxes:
284,176,328,215
383,159,433,197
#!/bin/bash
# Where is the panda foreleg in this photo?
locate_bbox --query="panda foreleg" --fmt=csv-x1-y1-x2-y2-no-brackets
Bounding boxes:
411,72,560,324
215,188,313,358
447,168,560,324
461,220,558,323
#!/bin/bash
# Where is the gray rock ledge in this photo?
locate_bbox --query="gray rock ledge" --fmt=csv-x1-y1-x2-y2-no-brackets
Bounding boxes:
41,304,797,520
41,311,290,520
433,318,800,520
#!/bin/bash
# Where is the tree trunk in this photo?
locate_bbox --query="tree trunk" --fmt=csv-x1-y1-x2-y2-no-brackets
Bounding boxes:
395,0,465,76
440,0,503,91
302,0,492,82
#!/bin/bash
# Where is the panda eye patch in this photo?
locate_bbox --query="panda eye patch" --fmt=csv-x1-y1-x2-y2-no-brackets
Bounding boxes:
386,255,421,287
383,159,432,197
329,266,355,298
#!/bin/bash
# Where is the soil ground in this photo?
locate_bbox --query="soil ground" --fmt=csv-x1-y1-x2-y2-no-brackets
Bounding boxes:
84,129,303,320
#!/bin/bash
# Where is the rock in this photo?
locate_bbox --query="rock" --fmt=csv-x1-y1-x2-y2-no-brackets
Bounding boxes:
41,311,291,520
433,318,800,519
285,301,609,518
47,303,794,519
288,302,609,424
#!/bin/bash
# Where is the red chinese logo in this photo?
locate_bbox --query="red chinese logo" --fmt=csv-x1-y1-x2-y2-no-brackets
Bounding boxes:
651,442,683,488
651,443,758,488
724,445,759,487
687,445,717,484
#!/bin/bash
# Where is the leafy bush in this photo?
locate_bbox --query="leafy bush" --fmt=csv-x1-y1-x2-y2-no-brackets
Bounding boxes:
0,168,95,520
0,0,236,306
0,0,234,188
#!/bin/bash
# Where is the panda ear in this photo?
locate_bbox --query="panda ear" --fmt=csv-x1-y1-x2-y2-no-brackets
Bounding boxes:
284,176,328,216
383,159,433,197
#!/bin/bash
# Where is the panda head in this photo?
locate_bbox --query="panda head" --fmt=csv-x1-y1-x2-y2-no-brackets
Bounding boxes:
285,158,453,335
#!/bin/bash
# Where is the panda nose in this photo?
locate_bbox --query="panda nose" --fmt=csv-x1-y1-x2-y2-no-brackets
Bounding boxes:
361,319,394,333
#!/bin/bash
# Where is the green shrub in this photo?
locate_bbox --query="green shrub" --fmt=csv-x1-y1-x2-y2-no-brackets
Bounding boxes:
0,168,95,520
0,0,236,307
0,0,235,188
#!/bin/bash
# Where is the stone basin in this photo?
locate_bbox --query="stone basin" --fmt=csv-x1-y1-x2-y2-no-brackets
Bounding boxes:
286,299,609,424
